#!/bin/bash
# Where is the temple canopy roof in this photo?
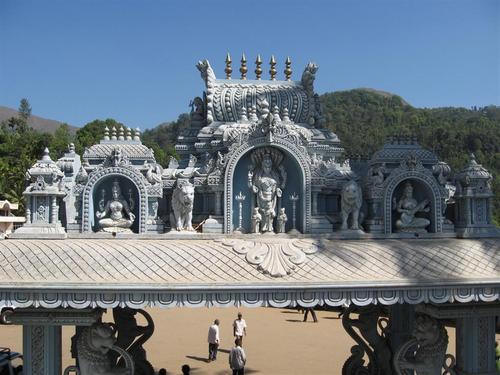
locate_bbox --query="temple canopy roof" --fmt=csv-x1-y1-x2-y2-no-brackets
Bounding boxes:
0,237,497,309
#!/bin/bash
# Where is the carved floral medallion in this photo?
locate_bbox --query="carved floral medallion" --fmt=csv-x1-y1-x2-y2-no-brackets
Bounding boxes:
218,238,322,277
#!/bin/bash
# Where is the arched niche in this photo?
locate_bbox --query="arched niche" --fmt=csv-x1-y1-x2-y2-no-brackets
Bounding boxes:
81,167,148,233
384,174,442,234
92,176,140,233
224,138,311,234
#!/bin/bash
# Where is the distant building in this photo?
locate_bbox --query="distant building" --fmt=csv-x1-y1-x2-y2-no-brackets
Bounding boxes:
0,200,25,238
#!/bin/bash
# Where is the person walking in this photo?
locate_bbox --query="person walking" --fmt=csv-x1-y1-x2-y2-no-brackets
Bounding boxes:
303,307,318,323
233,312,247,344
229,338,246,375
207,319,220,362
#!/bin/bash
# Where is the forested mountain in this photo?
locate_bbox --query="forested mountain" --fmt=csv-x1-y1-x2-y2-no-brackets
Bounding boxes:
1,90,499,223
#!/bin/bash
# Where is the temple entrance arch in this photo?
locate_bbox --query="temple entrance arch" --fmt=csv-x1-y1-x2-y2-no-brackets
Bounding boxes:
224,138,311,234
81,167,148,233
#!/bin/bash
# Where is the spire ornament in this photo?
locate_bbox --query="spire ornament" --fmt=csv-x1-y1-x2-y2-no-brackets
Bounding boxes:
284,56,292,80
240,53,247,80
269,55,277,80
225,52,232,79
255,54,262,80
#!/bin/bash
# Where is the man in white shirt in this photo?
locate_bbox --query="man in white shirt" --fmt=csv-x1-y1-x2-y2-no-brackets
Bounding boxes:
229,338,246,375
233,312,247,344
207,319,220,362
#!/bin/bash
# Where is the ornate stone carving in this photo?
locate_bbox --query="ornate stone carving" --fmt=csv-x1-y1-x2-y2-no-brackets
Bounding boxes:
248,147,287,233
224,137,311,233
196,59,215,124
393,314,454,375
112,308,155,375
145,163,163,185
342,306,393,375
218,238,321,277
170,180,195,231
340,180,363,231
96,180,135,232
82,166,148,233
277,208,287,233
66,323,134,375
393,181,430,233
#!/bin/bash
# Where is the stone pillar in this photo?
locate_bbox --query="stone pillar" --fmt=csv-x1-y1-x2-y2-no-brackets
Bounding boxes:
455,315,497,375
388,304,415,351
312,191,318,215
215,191,223,216
23,325,61,375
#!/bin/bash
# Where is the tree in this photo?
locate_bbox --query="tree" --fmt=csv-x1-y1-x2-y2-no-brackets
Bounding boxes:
75,119,123,154
18,98,32,120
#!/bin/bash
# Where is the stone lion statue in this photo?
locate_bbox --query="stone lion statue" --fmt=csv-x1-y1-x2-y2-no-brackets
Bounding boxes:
394,314,450,375
170,180,195,231
340,180,363,231
65,323,133,375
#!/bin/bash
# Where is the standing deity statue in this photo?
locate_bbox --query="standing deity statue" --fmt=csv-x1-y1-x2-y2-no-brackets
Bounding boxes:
394,181,430,232
96,181,135,231
251,207,262,233
248,149,287,233
277,208,288,233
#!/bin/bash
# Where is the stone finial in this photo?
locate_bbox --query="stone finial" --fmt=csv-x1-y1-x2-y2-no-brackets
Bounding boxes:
269,55,277,80
118,126,125,141
111,127,117,140
273,105,281,122
134,128,141,141
240,107,248,122
225,52,232,79
284,56,292,80
126,127,132,141
282,107,290,122
41,147,52,162
240,53,247,80
104,126,110,141
255,54,262,80
250,105,258,122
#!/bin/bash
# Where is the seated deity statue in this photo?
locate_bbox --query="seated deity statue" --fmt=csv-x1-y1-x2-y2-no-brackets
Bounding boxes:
394,182,430,232
248,150,287,233
96,181,135,232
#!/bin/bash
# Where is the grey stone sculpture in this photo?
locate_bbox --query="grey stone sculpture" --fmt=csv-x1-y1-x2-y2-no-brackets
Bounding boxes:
394,181,430,232
277,208,287,233
340,180,363,231
251,207,262,233
65,322,134,375
96,181,135,232
170,180,195,231
394,314,450,375
248,148,287,233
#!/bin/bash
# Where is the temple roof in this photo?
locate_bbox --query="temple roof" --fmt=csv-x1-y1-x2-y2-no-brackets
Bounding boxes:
0,237,497,309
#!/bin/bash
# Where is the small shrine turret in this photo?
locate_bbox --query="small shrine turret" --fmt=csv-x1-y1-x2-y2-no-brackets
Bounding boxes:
454,153,498,237
11,148,67,238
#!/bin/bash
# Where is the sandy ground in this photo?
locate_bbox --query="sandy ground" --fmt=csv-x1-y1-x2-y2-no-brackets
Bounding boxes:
1,306,458,375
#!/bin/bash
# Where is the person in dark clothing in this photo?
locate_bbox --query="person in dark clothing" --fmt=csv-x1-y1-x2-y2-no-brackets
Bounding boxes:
303,307,318,323
181,364,191,375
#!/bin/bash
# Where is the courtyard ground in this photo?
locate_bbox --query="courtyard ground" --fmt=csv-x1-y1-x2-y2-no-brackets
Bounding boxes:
1,306,458,375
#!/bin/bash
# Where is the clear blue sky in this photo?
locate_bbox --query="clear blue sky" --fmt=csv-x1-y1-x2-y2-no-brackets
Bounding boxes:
0,0,499,129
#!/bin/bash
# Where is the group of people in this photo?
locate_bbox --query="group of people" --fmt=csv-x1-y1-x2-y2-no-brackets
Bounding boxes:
207,312,248,375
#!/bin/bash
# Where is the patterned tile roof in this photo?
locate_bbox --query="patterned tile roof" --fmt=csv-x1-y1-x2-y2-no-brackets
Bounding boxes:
0,238,497,287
